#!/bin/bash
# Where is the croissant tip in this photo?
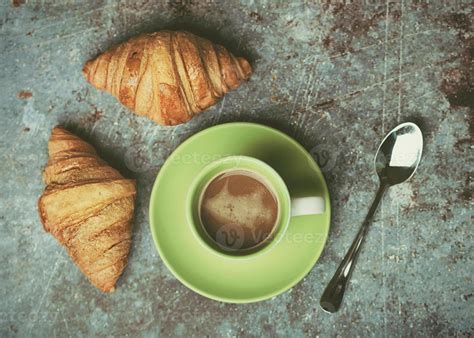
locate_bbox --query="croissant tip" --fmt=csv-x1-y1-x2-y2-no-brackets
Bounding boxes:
51,126,73,138
237,57,252,80
37,197,49,232
52,125,66,132
82,60,92,75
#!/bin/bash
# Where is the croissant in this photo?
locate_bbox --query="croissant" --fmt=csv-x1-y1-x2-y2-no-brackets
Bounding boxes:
83,30,252,126
38,127,136,292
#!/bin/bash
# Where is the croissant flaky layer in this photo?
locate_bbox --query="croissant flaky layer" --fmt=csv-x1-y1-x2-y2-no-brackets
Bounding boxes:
83,30,252,125
38,127,136,292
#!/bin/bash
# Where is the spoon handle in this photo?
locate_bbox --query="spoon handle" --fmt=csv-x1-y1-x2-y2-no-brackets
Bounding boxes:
320,182,388,313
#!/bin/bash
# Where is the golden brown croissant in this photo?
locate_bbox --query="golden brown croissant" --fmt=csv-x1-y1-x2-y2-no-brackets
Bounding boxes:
83,30,252,125
38,127,136,292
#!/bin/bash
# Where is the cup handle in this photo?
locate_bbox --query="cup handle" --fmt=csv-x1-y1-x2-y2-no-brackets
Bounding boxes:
291,196,325,217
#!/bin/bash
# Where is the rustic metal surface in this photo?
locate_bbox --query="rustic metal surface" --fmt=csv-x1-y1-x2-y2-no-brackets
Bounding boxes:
0,0,472,336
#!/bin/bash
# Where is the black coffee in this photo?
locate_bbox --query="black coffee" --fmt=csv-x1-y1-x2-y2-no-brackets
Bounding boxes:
199,170,279,250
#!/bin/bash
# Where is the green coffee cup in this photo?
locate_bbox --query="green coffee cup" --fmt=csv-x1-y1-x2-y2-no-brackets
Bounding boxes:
187,156,325,259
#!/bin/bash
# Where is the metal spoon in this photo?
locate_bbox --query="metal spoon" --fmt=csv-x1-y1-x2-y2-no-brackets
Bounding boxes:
320,122,423,313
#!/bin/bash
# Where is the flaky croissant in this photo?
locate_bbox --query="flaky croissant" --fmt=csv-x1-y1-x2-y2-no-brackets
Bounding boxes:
38,127,136,292
83,30,252,126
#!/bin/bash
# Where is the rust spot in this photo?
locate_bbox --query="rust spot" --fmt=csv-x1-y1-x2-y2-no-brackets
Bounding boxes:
454,138,471,152
456,175,473,203
322,36,332,49
284,52,298,60
446,88,474,108
470,111,474,139
447,13,470,30
331,2,345,15
79,100,104,124
314,99,335,108
23,127,30,132
392,9,402,21
409,0,429,9
17,90,32,99
324,3,386,54
445,13,471,41
12,0,25,7
87,106,103,123
249,11,263,22
9,325,18,333
441,68,474,109
340,194,349,204
73,89,84,102
458,188,472,202
167,0,185,11
462,293,474,301
440,29,474,111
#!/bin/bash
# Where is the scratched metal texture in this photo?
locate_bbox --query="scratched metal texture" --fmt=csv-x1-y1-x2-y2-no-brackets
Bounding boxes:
0,0,472,336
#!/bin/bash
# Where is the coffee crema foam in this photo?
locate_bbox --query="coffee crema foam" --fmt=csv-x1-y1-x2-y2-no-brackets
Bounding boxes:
199,170,279,250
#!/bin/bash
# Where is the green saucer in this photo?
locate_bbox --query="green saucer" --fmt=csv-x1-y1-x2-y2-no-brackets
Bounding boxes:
149,122,331,303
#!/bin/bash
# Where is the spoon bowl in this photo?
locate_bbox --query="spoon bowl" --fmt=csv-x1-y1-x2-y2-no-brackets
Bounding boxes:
375,122,423,185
